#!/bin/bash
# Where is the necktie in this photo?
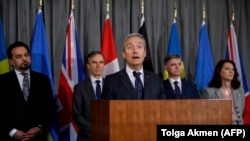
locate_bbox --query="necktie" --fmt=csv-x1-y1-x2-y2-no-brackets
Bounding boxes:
21,72,29,101
174,81,181,99
95,80,101,99
133,71,143,99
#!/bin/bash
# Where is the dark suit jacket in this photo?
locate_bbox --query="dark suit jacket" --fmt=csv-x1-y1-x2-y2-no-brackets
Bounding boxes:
101,69,165,99
0,70,56,141
72,78,103,141
163,78,200,99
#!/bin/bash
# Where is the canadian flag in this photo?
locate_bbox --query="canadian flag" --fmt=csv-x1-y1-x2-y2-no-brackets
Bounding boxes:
101,13,120,77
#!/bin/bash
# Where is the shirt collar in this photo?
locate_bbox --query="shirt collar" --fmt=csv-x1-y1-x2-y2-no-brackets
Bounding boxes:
90,75,102,84
125,65,143,77
168,77,181,84
14,69,30,75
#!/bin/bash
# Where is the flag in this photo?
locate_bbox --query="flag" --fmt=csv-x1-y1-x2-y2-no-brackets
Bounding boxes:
194,20,214,93
226,22,250,124
138,15,154,72
57,10,86,141
0,17,9,74
30,9,58,141
101,13,119,77
163,19,185,80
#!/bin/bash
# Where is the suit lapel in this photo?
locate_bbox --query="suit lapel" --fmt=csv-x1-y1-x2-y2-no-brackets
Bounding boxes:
232,89,240,103
119,69,137,99
215,88,223,99
10,70,27,102
165,80,174,92
86,78,96,99
181,79,187,93
143,71,152,98
10,70,23,92
164,79,176,99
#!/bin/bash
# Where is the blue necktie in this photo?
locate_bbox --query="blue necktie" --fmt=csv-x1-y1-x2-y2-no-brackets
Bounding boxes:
21,72,29,101
95,80,101,99
133,71,143,99
174,81,181,99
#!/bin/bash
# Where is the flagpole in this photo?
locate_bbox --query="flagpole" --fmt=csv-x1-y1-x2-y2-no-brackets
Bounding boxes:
231,6,235,22
106,0,109,14
141,0,144,16
72,0,75,11
202,2,206,20
174,0,177,20
39,0,42,10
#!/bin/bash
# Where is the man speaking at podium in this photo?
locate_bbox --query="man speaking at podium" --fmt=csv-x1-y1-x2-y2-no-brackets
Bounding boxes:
101,33,165,100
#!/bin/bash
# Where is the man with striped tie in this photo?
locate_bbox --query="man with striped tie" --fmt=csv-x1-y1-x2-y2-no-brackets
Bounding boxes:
0,41,56,141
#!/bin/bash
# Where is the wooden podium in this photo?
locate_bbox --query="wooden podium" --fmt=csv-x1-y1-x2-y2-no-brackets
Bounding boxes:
91,100,232,141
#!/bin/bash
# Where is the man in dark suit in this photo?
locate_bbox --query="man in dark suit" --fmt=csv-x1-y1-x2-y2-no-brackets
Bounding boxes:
72,51,105,141
163,54,200,99
101,33,165,100
0,41,56,141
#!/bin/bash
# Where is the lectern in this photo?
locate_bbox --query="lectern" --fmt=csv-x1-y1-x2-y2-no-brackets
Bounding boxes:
91,100,232,141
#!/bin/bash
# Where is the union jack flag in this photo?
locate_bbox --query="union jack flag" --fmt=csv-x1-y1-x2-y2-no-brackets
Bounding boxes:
226,22,250,124
57,10,86,141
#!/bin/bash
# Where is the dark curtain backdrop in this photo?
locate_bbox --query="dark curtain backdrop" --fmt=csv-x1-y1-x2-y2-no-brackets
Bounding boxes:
0,0,249,92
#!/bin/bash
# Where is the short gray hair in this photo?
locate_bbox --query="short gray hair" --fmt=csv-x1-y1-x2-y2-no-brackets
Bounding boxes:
122,33,146,51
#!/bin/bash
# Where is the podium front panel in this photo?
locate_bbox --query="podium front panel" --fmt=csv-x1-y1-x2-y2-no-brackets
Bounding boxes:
91,99,232,141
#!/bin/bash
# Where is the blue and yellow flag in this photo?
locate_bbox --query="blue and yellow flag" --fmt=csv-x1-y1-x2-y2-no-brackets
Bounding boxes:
163,19,185,80
30,9,58,141
0,18,9,74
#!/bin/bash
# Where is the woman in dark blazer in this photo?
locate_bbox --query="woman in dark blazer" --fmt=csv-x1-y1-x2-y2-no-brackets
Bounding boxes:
202,60,245,125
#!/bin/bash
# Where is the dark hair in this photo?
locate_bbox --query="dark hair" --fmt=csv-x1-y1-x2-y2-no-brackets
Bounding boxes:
85,51,104,64
7,41,29,59
164,54,181,65
208,59,240,89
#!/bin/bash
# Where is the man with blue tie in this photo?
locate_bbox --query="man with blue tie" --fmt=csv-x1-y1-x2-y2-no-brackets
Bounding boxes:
72,51,105,141
163,54,200,99
101,33,165,100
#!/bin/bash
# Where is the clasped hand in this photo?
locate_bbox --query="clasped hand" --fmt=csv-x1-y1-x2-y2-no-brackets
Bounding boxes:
13,127,41,141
